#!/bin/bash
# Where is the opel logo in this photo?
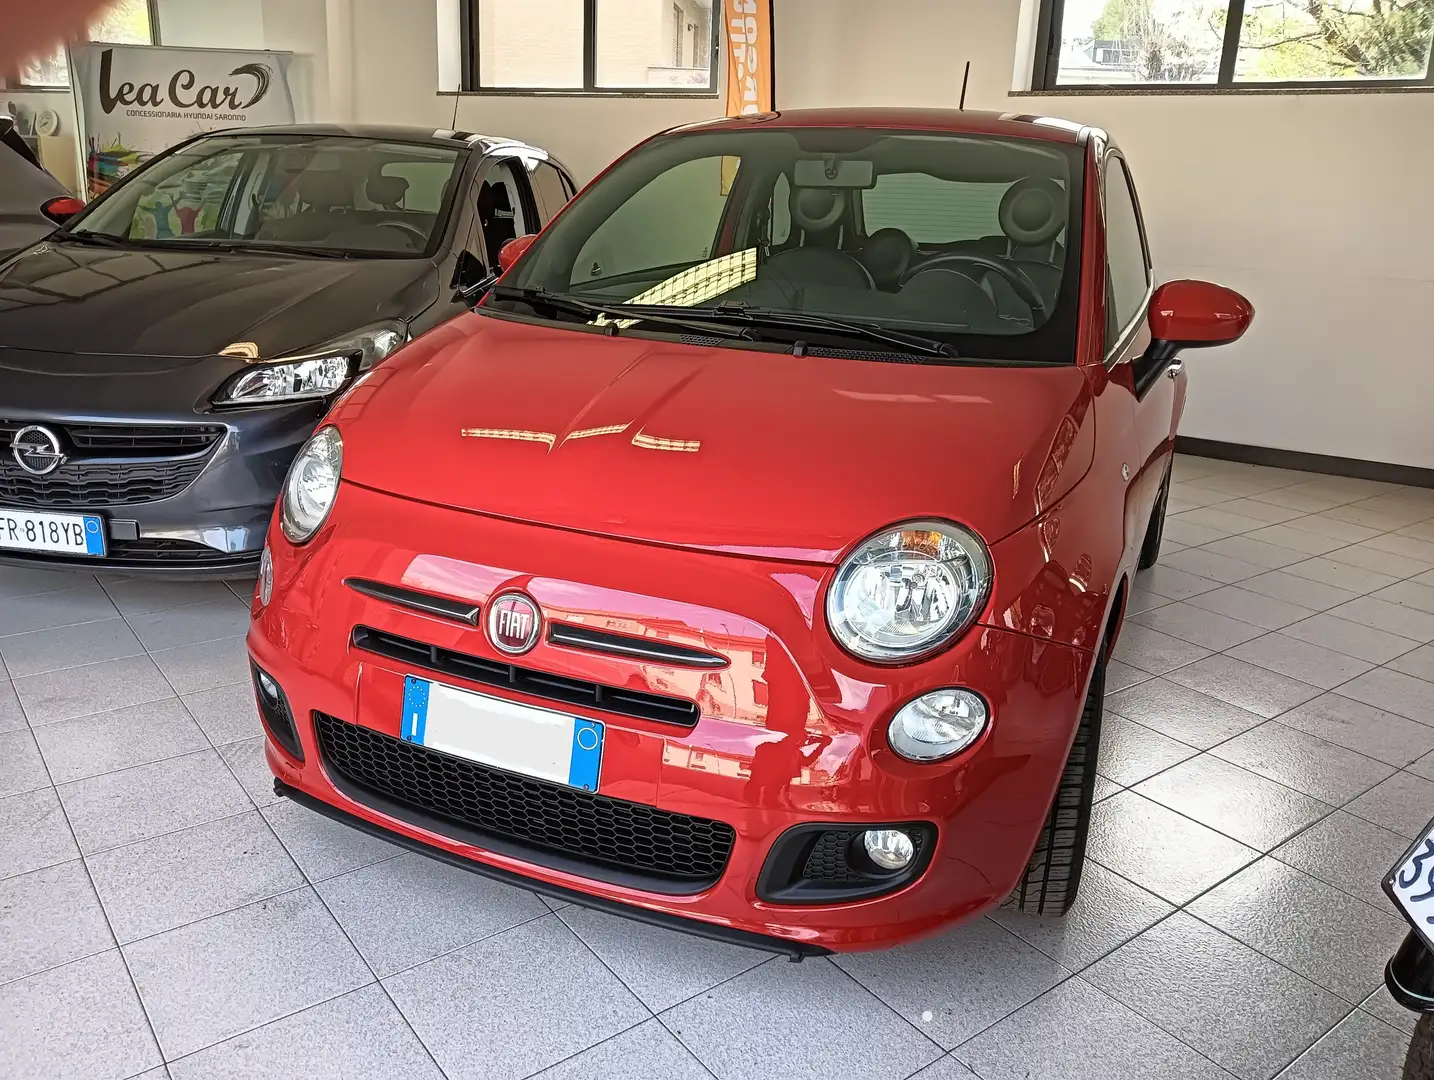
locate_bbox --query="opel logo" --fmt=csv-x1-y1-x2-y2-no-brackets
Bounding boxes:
487,592,541,656
11,425,65,476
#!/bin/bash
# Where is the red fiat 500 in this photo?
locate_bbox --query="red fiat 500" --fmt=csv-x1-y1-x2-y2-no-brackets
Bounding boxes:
247,108,1252,954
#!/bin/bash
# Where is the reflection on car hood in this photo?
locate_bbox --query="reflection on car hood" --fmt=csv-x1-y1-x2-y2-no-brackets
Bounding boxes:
332,314,1096,564
0,239,436,358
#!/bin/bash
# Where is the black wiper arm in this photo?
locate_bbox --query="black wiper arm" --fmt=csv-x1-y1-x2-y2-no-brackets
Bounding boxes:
186,240,352,259
489,285,752,340
59,231,136,248
693,303,959,358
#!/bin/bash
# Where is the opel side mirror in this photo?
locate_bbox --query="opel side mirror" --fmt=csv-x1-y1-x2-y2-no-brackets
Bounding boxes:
1146,279,1254,361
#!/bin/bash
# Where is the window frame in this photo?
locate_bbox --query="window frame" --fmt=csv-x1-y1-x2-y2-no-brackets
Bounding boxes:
460,0,720,97
1100,149,1153,365
1032,0,1434,93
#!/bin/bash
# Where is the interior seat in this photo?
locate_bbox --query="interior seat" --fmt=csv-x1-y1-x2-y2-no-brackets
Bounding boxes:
997,177,1067,305
367,174,410,210
760,187,872,291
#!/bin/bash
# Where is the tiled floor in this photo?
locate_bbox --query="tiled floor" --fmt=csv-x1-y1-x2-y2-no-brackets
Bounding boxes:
3,454,1433,1079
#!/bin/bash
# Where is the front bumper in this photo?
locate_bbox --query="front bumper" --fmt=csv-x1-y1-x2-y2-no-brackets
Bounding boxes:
248,480,1095,952
0,401,324,576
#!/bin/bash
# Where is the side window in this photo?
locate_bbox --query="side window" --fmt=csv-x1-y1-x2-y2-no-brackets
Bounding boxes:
1103,156,1150,350
570,155,729,286
529,161,571,224
475,158,532,266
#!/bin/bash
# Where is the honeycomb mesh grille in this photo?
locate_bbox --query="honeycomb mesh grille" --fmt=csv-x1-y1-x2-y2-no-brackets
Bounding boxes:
0,456,211,507
313,711,736,884
801,828,928,882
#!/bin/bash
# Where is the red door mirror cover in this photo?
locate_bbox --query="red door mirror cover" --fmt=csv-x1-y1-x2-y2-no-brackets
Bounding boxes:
498,234,537,274
41,195,86,224
1148,279,1253,349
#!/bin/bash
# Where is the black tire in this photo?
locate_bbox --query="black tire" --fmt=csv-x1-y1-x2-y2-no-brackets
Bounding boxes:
1137,465,1172,571
1406,1014,1434,1080
1006,654,1106,915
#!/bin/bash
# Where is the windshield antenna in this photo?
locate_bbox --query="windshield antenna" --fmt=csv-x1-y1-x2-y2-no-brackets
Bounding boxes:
959,61,971,110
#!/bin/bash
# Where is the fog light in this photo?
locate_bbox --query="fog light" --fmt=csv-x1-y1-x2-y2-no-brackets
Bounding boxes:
887,689,988,762
256,546,273,607
862,829,915,871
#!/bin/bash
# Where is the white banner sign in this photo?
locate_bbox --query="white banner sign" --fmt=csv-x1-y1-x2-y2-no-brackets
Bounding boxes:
69,42,296,200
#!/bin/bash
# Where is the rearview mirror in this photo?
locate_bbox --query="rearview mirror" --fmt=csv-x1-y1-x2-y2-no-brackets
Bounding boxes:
1147,279,1253,360
499,234,537,274
793,157,876,189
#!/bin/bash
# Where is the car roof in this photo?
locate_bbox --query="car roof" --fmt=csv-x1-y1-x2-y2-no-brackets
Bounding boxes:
197,123,539,155
665,107,1090,145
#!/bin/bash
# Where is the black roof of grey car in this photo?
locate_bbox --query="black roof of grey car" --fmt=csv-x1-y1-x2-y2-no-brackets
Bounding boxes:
205,123,532,152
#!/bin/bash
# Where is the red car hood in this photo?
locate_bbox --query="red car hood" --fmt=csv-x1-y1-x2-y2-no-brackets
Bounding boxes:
331,314,1095,564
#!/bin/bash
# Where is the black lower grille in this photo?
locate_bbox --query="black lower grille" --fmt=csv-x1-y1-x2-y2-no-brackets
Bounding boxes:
352,626,700,727
757,823,936,904
801,829,929,882
313,711,735,887
0,536,257,571
0,455,211,507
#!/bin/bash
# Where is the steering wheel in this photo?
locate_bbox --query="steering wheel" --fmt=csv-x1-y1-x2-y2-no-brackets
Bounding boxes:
375,221,428,248
900,254,1047,319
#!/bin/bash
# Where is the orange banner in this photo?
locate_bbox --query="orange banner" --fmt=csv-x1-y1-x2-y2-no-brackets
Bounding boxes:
723,0,774,118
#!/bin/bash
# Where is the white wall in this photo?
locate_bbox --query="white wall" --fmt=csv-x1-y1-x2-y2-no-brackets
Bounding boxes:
153,0,266,48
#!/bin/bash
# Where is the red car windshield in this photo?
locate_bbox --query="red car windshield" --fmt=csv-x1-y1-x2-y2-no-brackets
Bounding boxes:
502,127,1085,363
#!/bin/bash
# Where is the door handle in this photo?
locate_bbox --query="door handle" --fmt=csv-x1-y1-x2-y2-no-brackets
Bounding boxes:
1167,360,1184,379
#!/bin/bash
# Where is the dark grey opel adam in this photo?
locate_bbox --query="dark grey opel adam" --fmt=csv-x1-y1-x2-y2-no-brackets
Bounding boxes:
0,124,574,574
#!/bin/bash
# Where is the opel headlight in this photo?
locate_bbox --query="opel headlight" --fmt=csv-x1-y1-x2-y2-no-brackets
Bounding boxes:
215,324,406,406
827,520,992,664
280,427,342,544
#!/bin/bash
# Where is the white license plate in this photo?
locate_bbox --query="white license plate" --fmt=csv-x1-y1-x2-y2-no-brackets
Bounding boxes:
0,507,106,557
1387,814,1434,945
399,676,603,792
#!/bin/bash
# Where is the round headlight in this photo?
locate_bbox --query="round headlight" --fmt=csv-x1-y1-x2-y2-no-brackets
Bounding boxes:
888,689,989,762
280,427,343,544
826,520,991,663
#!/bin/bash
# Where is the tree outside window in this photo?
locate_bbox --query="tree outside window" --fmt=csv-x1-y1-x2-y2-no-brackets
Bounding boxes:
15,0,154,88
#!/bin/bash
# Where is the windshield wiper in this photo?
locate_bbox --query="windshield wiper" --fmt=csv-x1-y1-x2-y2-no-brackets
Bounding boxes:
680,303,960,359
489,285,753,340
183,240,353,259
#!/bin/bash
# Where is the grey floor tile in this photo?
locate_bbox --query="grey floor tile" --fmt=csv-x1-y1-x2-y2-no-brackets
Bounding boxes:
1227,633,1374,691
0,727,49,797
1165,655,1322,720
1135,754,1334,851
0,582,119,637
1088,791,1259,904
1328,596,1434,644
259,798,402,882
124,887,370,1059
0,565,96,600
127,599,252,652
1239,571,1361,613
1211,721,1395,805
0,618,144,678
1184,586,1318,631
0,859,113,983
1216,499,1311,525
183,683,261,745
558,903,768,1013
1106,677,1265,749
1286,558,1402,596
1103,659,1152,694
908,1055,981,1079
1203,535,1311,571
1190,858,1409,1002
0,680,22,734
1111,624,1211,676
1133,564,1223,601
58,749,252,854
1336,668,1434,725
989,862,1174,971
1084,911,1347,1080
1132,602,1267,651
1097,715,1197,786
1250,489,1349,514
532,1019,715,1080
88,811,304,943
956,976,1231,1080
217,736,284,806
15,654,173,726
1275,1009,1406,1080
1094,775,1122,802
1362,985,1416,1035
103,579,239,618
835,917,1067,1050
1242,525,1349,556
1166,547,1269,585
663,957,939,1080
167,984,444,1080
1374,579,1434,616
1171,505,1271,534
317,851,547,977
1273,810,1410,910
1282,613,1422,665
33,698,208,785
385,915,648,1080
0,786,78,879
149,636,250,696
0,949,160,1080
1278,693,1434,767
1165,518,1231,548
1391,644,1434,683
1347,771,1434,838
1324,543,1431,580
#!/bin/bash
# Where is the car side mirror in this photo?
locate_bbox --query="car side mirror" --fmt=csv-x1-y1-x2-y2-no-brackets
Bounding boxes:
499,234,537,274
1146,279,1253,361
42,196,86,225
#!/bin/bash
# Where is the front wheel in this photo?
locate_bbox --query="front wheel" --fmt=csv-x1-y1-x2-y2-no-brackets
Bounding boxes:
1005,655,1105,915
1407,1014,1434,1080
1138,464,1172,571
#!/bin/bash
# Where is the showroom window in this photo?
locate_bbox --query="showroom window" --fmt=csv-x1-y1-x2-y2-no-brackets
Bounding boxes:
1032,0,1434,90
462,0,718,93
10,0,156,87
1102,155,1151,349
